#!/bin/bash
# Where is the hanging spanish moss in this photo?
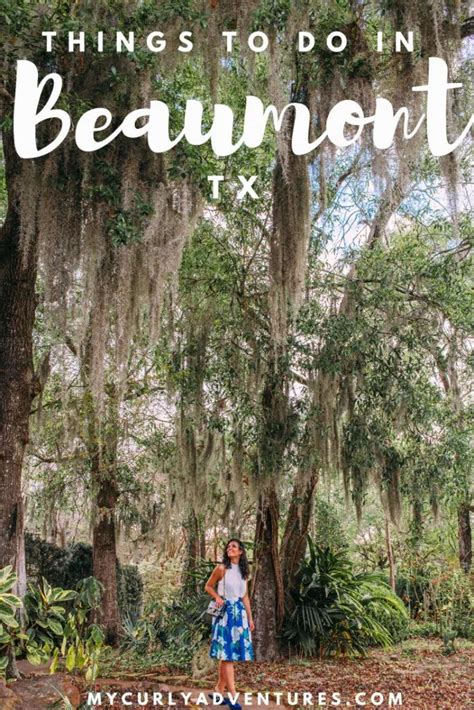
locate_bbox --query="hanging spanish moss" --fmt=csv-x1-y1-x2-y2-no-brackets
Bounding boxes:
269,116,311,345
223,423,247,527
171,319,226,527
10,45,202,405
3,0,470,564
381,0,465,197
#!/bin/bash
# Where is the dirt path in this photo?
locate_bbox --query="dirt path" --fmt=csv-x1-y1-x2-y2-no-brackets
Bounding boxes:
233,639,474,710
3,640,473,709
4,670,282,710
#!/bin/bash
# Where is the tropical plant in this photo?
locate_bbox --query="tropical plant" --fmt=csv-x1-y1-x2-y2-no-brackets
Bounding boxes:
0,566,27,676
20,574,105,680
120,562,213,668
25,534,144,622
50,614,105,682
283,539,408,658
23,577,77,663
121,600,167,654
52,576,105,681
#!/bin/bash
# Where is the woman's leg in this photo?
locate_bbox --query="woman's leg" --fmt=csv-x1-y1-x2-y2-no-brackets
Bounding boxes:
215,660,227,692
220,661,236,694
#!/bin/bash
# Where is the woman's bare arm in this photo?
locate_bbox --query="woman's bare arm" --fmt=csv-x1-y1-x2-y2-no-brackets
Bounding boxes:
242,581,255,631
204,564,226,606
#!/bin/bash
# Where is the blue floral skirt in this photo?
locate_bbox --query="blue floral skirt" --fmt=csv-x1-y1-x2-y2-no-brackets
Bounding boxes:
209,599,254,661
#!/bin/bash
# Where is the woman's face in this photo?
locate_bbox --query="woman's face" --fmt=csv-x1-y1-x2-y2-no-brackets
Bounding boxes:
226,540,242,561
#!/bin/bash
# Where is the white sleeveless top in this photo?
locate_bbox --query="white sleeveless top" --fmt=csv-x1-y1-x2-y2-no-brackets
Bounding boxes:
217,563,246,600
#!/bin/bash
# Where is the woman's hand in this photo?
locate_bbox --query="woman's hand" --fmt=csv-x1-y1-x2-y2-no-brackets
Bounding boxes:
242,589,255,632
204,564,225,600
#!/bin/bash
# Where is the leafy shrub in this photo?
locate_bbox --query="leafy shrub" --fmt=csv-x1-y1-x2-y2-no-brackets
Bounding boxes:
431,569,474,641
313,497,348,553
283,539,408,657
367,594,409,644
25,534,92,591
408,620,438,638
140,556,183,606
0,566,105,681
24,575,105,680
25,533,143,621
398,562,474,641
0,567,27,677
121,560,213,669
121,601,168,654
117,565,143,624
396,568,431,618
23,578,77,664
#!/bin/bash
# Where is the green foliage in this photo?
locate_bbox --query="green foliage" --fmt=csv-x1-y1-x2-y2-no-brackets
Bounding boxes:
0,567,27,677
117,565,144,624
0,567,104,680
408,620,439,638
120,562,212,669
23,578,77,664
25,534,91,590
439,625,457,656
25,534,143,622
252,0,292,32
140,557,183,607
108,193,154,247
397,535,474,643
121,601,168,655
313,496,349,552
24,575,105,679
283,539,408,657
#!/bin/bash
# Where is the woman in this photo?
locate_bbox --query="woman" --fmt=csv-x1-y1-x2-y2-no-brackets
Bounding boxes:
205,539,255,706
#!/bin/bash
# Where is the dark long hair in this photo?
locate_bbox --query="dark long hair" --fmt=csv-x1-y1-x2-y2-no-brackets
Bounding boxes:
222,538,250,580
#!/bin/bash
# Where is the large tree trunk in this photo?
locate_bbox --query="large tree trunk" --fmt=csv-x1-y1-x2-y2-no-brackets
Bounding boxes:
92,469,120,644
280,472,318,594
250,482,284,661
250,348,292,661
458,502,472,573
183,510,205,593
0,135,38,578
82,349,121,644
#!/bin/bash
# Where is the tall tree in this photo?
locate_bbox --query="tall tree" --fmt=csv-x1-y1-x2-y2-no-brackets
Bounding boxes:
0,1,204,595
0,135,39,580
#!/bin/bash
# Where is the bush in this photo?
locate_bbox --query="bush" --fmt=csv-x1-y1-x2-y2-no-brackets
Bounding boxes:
117,565,144,624
283,539,408,658
140,556,183,607
23,578,77,663
368,594,410,644
121,559,213,669
433,569,474,641
25,534,69,588
397,562,474,641
313,497,348,552
121,601,168,655
0,566,26,677
396,568,431,618
0,567,105,681
25,533,143,622
408,620,438,638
